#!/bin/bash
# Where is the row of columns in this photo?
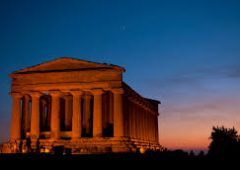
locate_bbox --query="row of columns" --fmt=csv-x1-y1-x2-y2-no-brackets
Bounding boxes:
10,88,124,141
127,100,158,143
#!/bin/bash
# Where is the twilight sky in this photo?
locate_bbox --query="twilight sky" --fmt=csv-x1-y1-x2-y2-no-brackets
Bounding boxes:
1,0,240,151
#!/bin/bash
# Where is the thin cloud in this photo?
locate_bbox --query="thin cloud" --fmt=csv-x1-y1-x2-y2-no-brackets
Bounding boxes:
227,65,240,78
191,64,240,79
149,64,240,88
138,64,240,103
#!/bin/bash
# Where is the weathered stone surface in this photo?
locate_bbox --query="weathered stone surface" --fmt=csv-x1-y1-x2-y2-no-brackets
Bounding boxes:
1,57,161,154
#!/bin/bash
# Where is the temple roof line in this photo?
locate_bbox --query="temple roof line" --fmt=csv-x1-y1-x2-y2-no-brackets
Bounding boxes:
123,82,160,104
123,82,160,113
11,67,119,75
11,57,125,75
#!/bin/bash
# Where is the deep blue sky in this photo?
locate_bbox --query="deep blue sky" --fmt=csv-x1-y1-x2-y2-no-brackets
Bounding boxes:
1,0,240,151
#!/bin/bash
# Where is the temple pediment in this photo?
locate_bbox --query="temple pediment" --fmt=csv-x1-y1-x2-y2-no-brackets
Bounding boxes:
12,57,125,74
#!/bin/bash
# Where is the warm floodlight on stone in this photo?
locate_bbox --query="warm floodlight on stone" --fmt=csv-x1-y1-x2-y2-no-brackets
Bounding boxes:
0,57,161,154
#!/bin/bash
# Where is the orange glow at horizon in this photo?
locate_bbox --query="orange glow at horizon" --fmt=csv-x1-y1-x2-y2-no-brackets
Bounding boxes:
158,97,240,152
159,130,210,151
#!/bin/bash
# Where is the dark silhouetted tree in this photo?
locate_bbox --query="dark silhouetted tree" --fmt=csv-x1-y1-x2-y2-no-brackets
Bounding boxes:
198,150,205,157
208,126,240,159
189,150,195,157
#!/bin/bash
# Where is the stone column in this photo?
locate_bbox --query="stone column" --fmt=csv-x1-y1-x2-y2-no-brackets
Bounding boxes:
153,115,156,142
130,101,136,138
149,115,152,141
112,88,124,138
64,95,72,130
143,110,146,140
131,102,135,138
70,91,83,140
138,107,141,139
30,92,41,139
21,95,30,137
152,115,155,142
153,116,155,141
10,93,22,140
128,102,132,138
154,115,157,142
148,114,151,141
50,91,61,139
140,107,143,140
136,106,140,139
132,103,136,138
146,113,149,141
92,89,103,137
145,110,149,140
140,108,143,140
151,115,154,141
155,115,159,143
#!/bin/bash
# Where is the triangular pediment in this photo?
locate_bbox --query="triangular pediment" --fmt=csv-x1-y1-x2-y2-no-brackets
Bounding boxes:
12,57,125,74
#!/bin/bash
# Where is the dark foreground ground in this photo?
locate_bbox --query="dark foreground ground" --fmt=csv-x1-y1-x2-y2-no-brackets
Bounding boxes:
0,151,238,168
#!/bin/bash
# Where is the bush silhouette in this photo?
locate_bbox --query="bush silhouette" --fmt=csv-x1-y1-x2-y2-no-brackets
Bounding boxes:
208,126,240,159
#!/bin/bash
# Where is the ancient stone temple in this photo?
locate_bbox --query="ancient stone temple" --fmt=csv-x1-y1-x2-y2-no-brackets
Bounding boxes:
1,57,161,154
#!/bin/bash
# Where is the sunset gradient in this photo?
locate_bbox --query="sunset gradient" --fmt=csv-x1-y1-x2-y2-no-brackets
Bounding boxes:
1,0,240,152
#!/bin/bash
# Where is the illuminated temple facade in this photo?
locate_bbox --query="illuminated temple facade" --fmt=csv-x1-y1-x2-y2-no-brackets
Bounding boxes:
1,57,161,154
